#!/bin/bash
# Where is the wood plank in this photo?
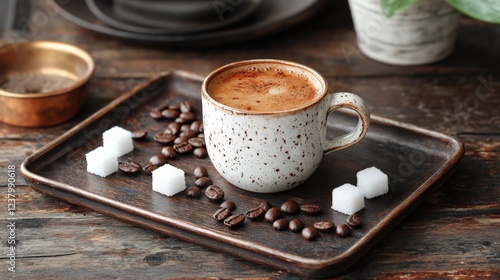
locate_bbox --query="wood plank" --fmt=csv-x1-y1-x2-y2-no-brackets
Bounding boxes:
0,0,498,278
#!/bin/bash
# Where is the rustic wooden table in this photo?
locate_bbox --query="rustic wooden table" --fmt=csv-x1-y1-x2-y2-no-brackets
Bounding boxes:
1,1,499,279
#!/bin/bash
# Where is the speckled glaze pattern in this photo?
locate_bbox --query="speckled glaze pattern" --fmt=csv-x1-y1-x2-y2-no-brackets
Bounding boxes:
348,0,461,65
202,60,370,193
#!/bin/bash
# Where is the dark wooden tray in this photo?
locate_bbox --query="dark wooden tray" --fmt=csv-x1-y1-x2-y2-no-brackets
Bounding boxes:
21,71,464,278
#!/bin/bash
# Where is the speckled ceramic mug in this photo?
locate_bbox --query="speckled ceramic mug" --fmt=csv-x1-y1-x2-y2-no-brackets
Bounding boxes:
202,59,370,193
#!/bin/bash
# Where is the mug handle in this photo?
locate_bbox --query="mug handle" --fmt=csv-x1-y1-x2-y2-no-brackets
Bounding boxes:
324,92,370,155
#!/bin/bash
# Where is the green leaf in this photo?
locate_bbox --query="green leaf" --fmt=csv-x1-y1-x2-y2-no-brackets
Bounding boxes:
380,0,418,18
446,0,500,23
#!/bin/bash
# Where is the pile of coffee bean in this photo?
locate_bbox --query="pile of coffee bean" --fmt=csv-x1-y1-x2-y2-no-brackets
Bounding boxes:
117,101,207,176
150,101,207,159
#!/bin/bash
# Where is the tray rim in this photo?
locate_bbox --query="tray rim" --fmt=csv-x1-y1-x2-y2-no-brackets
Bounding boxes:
20,71,465,277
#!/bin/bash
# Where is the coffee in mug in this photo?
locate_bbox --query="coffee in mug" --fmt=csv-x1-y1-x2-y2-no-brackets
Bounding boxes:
207,64,320,112
202,59,370,193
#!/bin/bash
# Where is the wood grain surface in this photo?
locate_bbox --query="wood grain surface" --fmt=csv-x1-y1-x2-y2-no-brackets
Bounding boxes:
0,0,499,279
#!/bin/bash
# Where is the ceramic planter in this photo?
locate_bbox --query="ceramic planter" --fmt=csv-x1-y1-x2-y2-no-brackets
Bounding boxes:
348,0,461,65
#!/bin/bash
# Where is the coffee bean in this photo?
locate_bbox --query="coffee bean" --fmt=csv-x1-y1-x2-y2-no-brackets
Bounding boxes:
180,124,191,132
193,166,208,178
188,137,205,147
220,200,236,211
179,112,196,121
273,218,289,231
175,117,191,124
149,110,162,120
193,147,207,158
174,136,189,144
300,203,322,215
197,133,205,138
302,226,318,241
346,214,362,228
190,120,203,132
149,154,167,166
259,200,272,212
174,142,193,154
161,109,180,119
160,146,177,159
288,218,304,233
245,206,265,220
167,122,181,135
179,101,192,113
335,224,351,237
131,130,147,140
154,132,175,144
180,129,198,138
186,186,201,198
118,160,141,174
264,207,282,223
205,185,224,202
213,207,231,222
280,199,300,215
143,164,160,175
313,221,335,232
195,177,212,188
224,214,245,228
163,128,175,135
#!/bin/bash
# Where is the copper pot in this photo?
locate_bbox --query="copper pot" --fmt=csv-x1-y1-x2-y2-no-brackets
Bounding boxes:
0,40,95,127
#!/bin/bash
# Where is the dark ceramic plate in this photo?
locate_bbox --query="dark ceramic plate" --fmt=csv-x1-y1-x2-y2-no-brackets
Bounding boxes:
86,0,263,35
112,0,216,18
53,0,326,46
21,71,464,278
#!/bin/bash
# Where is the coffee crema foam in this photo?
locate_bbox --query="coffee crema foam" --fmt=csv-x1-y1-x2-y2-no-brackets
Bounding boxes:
208,65,321,112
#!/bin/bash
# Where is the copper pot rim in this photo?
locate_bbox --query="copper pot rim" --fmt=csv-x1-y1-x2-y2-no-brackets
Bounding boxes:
0,40,95,99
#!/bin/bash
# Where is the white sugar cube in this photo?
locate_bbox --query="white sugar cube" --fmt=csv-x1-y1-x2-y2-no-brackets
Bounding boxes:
357,166,389,199
152,164,186,196
331,183,365,215
85,146,118,177
102,126,133,156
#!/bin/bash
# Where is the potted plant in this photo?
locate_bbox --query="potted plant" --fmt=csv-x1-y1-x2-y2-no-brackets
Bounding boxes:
348,0,500,65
